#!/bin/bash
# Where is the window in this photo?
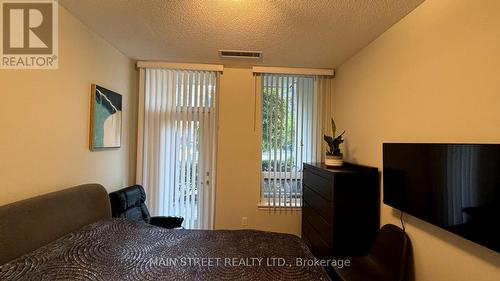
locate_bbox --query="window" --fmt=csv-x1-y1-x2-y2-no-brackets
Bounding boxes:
260,74,324,208
137,68,219,229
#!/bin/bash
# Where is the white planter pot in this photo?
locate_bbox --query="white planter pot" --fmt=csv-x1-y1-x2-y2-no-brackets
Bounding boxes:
325,155,343,167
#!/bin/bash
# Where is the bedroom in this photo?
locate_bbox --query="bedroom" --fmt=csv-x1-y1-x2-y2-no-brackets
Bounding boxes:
0,0,499,280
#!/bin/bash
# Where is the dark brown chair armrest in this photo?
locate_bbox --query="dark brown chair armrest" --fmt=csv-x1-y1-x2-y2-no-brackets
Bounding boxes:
149,216,184,229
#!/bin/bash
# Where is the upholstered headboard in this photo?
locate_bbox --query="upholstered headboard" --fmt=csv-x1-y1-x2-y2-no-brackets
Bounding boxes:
0,184,111,265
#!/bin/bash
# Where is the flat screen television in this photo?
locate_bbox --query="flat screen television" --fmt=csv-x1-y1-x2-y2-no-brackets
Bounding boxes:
383,143,500,253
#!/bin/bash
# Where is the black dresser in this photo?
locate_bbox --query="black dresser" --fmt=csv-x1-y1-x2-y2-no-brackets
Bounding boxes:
302,162,379,258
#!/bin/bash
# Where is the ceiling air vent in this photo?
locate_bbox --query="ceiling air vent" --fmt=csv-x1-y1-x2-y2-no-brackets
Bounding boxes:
219,50,262,59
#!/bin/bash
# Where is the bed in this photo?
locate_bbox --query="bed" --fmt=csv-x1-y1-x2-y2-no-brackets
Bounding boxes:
0,184,329,280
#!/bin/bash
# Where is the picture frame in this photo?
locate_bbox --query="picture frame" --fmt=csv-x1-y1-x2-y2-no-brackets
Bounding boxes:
90,84,122,150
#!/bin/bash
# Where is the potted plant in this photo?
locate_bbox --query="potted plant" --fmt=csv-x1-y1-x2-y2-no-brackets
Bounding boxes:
324,118,345,167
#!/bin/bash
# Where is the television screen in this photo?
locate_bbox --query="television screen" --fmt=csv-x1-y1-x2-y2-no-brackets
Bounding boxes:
383,143,500,253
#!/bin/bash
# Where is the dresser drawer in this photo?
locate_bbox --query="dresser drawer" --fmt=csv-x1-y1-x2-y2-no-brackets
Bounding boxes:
303,184,333,223
302,217,331,258
302,200,333,246
303,168,332,200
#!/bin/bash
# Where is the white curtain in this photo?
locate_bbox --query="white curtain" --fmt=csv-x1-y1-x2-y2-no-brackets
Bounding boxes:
259,74,333,209
136,68,219,229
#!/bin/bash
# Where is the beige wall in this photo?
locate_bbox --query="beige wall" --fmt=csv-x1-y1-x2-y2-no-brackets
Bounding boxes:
332,0,500,280
215,67,301,235
0,7,137,205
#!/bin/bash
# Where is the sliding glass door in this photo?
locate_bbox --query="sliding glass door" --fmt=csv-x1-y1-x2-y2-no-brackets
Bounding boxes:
137,69,218,229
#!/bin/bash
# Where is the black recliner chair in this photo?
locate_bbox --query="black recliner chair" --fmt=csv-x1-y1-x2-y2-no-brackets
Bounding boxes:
109,185,184,229
333,224,411,281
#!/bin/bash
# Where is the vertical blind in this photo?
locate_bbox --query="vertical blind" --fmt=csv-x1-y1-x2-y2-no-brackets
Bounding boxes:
260,74,330,209
137,68,219,229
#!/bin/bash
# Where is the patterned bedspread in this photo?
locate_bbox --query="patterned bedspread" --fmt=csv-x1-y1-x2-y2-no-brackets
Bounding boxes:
0,219,329,280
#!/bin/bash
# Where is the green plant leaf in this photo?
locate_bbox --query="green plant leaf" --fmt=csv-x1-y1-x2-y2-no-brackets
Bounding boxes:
331,118,336,137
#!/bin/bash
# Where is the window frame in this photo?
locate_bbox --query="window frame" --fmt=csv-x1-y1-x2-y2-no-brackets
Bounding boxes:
258,74,317,209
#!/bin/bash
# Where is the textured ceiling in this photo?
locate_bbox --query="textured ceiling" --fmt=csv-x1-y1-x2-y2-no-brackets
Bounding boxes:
59,0,424,68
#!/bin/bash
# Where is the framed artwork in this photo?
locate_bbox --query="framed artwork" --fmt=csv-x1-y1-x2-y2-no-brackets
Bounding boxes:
90,84,122,150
